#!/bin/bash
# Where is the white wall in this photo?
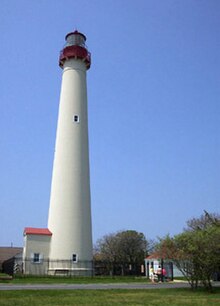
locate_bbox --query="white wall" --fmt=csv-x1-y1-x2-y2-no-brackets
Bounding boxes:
23,234,51,274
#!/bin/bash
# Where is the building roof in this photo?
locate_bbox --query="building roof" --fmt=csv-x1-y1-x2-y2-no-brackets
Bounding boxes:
24,227,52,236
146,252,165,260
0,247,23,265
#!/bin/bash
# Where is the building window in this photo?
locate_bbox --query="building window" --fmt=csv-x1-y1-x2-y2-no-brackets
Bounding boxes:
72,254,78,263
73,115,79,123
33,253,40,263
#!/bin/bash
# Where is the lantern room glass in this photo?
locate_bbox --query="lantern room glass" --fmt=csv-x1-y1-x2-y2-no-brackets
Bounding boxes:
65,33,86,48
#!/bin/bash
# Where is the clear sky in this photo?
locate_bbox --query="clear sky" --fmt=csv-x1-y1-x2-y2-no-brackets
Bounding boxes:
0,0,219,247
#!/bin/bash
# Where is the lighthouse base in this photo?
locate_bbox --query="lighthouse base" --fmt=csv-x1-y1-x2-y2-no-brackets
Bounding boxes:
22,258,93,276
48,260,93,277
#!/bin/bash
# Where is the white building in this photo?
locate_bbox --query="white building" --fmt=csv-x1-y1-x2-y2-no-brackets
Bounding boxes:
23,228,52,275
145,253,184,280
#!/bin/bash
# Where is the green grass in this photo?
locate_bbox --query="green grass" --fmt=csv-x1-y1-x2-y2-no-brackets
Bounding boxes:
0,273,10,277
2,275,151,284
0,288,220,306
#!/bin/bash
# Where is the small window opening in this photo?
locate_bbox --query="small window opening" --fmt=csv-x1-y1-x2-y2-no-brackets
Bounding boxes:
72,254,78,263
33,253,40,263
73,115,80,123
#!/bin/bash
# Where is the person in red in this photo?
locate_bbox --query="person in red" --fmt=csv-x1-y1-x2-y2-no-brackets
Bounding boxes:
162,267,167,282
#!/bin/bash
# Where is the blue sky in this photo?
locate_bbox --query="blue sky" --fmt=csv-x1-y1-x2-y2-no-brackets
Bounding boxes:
0,0,219,247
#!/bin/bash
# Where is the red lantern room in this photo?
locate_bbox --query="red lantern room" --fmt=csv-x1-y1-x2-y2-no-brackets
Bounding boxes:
59,30,91,69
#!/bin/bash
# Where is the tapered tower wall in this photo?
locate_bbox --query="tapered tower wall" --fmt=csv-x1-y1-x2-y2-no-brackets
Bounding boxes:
47,32,93,274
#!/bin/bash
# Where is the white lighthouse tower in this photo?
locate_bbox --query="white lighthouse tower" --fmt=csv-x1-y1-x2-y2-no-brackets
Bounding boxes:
47,30,93,275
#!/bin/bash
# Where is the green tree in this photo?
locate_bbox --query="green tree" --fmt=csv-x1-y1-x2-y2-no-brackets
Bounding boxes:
185,211,220,231
155,212,220,291
94,230,148,276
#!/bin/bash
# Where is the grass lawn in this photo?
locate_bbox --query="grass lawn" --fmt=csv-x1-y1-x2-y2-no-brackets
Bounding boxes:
1,275,151,284
0,288,220,306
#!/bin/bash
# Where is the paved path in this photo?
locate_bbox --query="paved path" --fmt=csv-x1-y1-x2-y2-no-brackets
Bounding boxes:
0,282,190,291
0,281,219,291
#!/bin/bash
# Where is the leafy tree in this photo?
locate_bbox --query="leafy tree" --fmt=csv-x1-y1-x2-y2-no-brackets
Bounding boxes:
94,230,148,275
155,211,220,291
185,211,220,231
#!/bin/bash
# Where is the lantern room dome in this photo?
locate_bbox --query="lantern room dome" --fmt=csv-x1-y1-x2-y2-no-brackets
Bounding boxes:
65,30,86,44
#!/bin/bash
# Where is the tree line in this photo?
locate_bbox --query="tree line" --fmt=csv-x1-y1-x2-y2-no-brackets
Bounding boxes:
94,230,149,276
94,211,220,291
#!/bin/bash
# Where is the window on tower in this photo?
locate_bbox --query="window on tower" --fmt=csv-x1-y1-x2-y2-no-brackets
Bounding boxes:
73,115,80,123
72,254,78,263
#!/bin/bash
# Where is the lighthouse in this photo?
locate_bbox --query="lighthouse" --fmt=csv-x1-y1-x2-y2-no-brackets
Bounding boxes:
47,30,93,275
